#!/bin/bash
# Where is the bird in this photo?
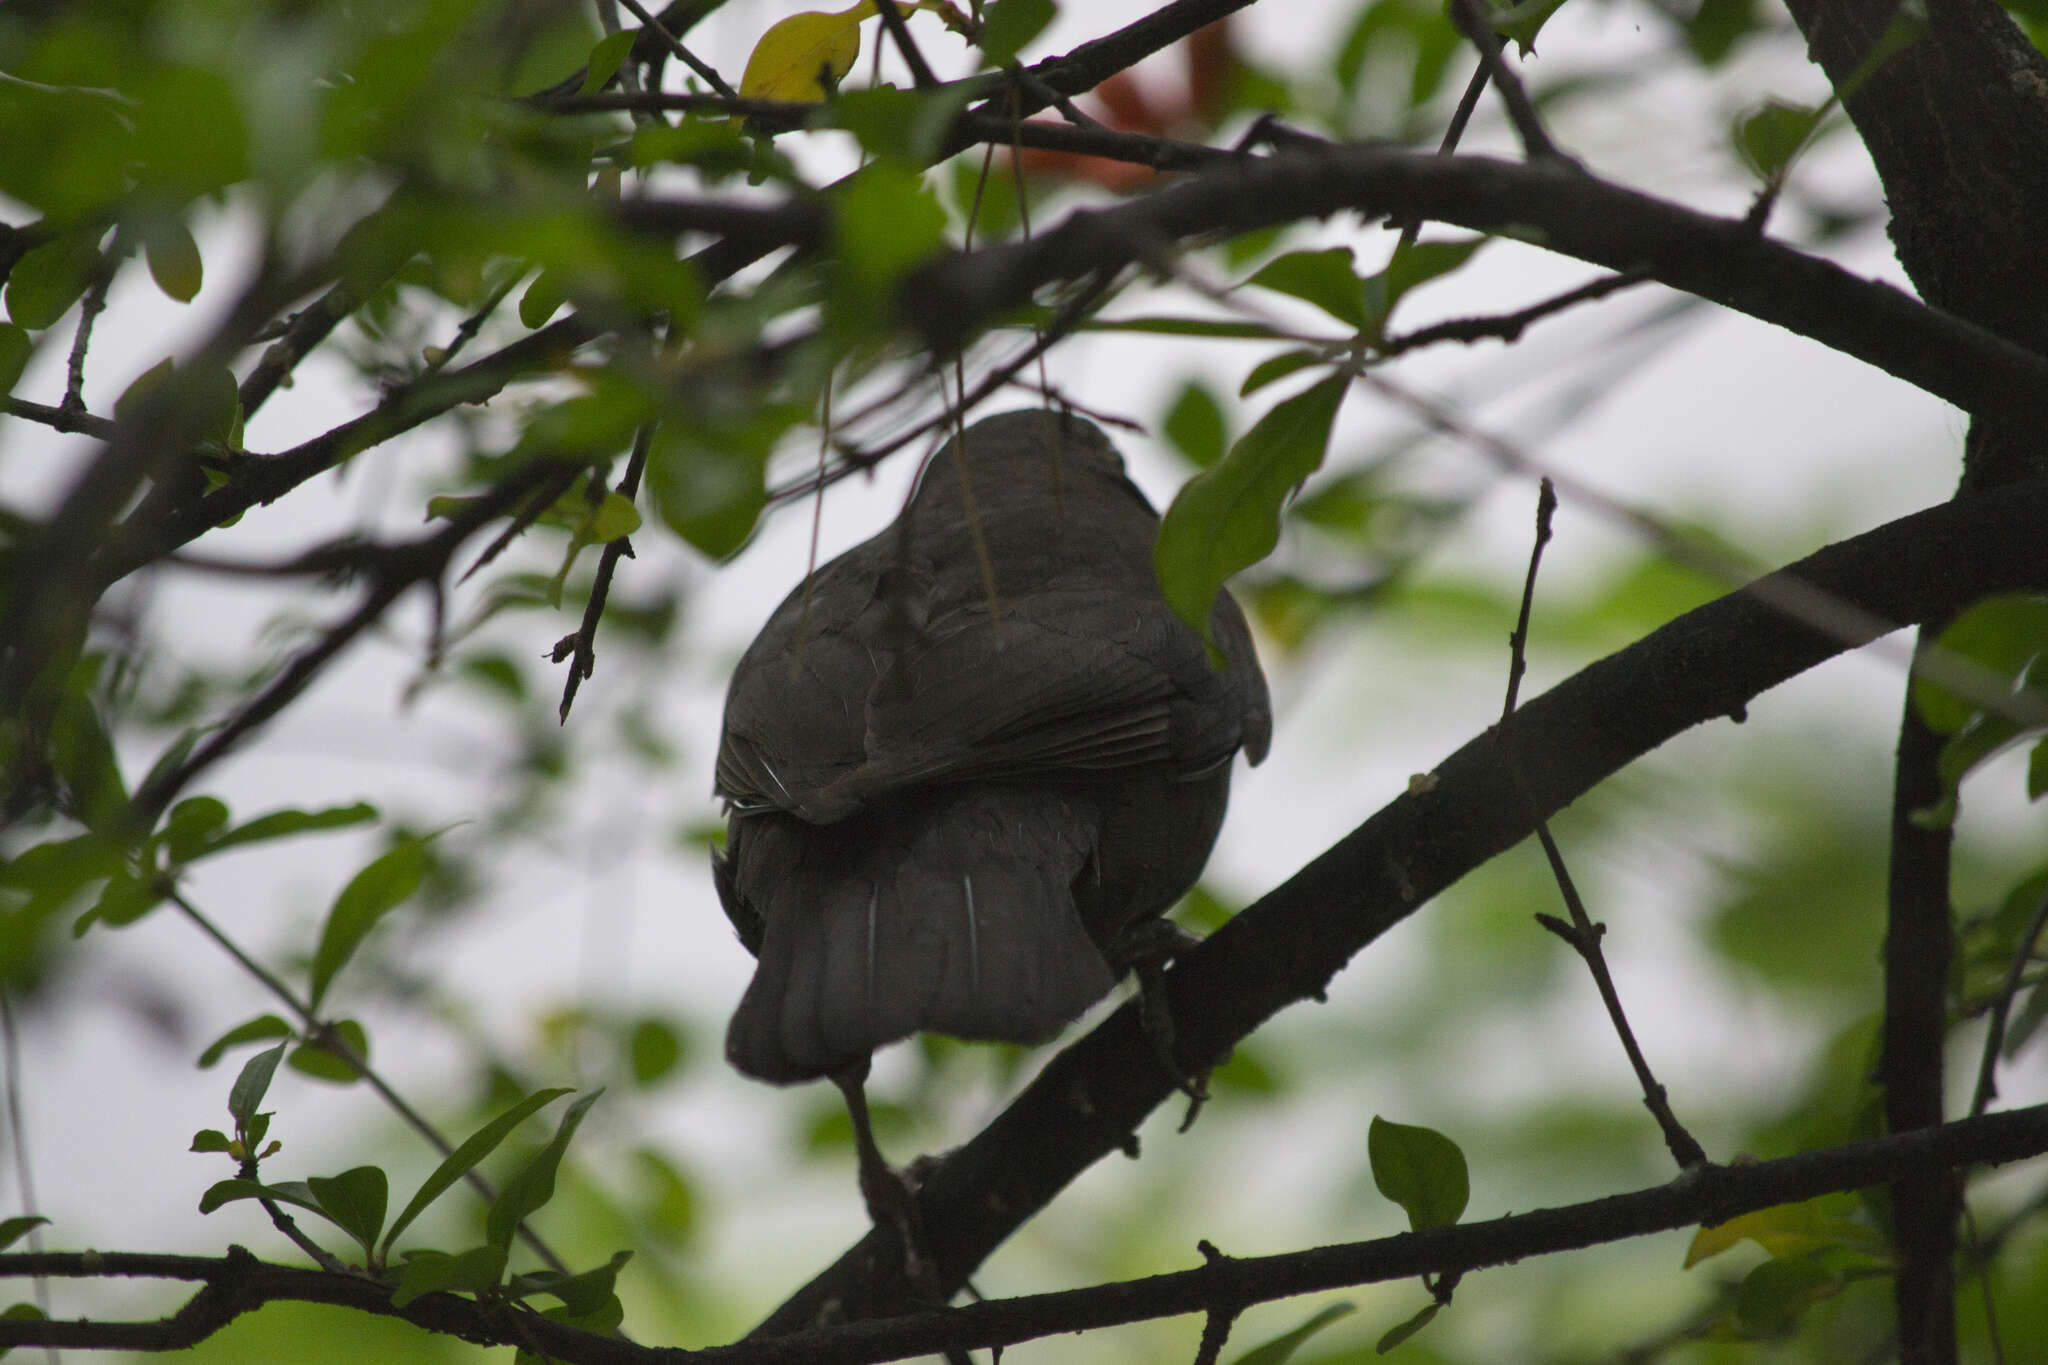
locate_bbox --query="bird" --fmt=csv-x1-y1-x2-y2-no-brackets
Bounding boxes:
710,406,1270,1276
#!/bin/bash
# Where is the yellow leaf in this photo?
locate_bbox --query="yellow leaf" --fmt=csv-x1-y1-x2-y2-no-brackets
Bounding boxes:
1685,1200,1876,1268
739,2,875,102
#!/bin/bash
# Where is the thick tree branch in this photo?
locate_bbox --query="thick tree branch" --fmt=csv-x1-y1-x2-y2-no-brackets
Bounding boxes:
86,316,595,595
6,1103,2048,1361
1778,5,2048,1355
1884,695,1960,1361
753,471,2048,1330
907,144,2048,426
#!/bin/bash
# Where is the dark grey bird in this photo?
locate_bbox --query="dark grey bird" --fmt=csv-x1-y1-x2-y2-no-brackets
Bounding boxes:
711,407,1269,1268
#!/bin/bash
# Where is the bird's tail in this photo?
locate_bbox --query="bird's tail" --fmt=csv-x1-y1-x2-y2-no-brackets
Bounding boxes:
723,788,1117,1084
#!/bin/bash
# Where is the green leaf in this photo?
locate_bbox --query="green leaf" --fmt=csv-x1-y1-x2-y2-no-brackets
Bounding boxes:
132,64,248,197
587,490,642,544
582,29,637,94
485,1090,602,1252
197,1014,296,1069
112,357,176,426
627,1017,682,1085
1734,100,1821,181
1073,315,1286,340
2030,733,2048,800
309,839,429,1010
1368,1115,1469,1231
0,1217,49,1252
980,0,1056,64
111,359,240,443
1688,0,1763,64
0,82,130,218
1732,1252,1841,1336
629,120,763,180
202,803,380,859
198,1177,324,1219
83,868,161,930
630,1146,696,1244
228,1043,289,1125
144,219,205,302
2005,977,2048,1058
2,833,124,954
1491,0,1573,56
5,232,101,330
645,403,805,559
390,1244,507,1308
190,1128,234,1154
520,268,568,328
1155,374,1349,641
0,323,32,397
308,1165,388,1255
136,729,204,807
508,1249,632,1314
382,1088,573,1256
1373,1301,1438,1355
1245,248,1366,329
1162,381,1229,469
1229,1302,1355,1364
1240,348,1325,397
288,1018,369,1083
826,87,927,162
160,796,231,863
1367,235,1488,337
834,160,947,298
48,691,128,834
1912,595,2048,734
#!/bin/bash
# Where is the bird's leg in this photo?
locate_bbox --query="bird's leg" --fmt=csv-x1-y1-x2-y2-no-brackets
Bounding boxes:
1114,918,1212,1127
830,1060,939,1295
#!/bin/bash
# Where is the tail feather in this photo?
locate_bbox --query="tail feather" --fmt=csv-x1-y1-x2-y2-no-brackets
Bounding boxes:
723,788,1116,1083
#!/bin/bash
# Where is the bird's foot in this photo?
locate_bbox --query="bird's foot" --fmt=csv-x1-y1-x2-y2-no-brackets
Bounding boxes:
832,1063,943,1297
1115,920,1212,1128
856,1151,941,1297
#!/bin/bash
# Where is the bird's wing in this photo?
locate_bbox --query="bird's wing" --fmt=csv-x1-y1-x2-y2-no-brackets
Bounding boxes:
713,545,888,819
791,590,1247,816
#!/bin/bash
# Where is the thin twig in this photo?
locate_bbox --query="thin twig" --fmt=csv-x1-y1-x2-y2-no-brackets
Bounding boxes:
9,1103,2048,1358
1354,367,2048,732
64,253,115,412
0,992,54,1363
1380,270,1651,357
556,424,652,722
255,1195,352,1274
1961,1202,2009,1365
764,270,1119,506
1445,0,1566,162
1005,63,1105,129
3,396,120,441
615,0,737,99
167,889,572,1276
873,0,940,89
460,464,585,586
1498,480,1707,1170
1190,1241,1238,1365
1388,55,1491,248
241,283,358,417
130,462,565,820
420,269,525,380
1969,881,2048,1117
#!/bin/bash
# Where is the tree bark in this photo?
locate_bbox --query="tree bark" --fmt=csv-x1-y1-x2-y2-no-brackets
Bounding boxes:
1777,1,2048,1356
